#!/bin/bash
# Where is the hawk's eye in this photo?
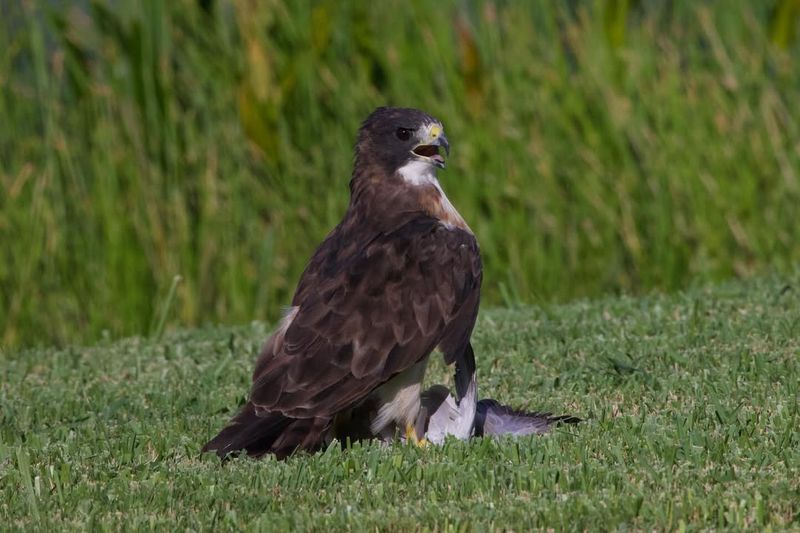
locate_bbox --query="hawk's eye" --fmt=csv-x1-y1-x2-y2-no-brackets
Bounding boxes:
395,128,412,141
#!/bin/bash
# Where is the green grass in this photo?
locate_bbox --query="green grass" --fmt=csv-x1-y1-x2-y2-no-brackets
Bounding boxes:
3,1,800,348
2,273,799,530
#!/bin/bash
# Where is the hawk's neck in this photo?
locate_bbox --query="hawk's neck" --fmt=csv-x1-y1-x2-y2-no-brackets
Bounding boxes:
395,161,470,231
348,161,471,233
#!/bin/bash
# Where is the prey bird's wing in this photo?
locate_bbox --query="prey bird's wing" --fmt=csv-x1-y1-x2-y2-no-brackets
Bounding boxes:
248,215,482,419
475,400,582,437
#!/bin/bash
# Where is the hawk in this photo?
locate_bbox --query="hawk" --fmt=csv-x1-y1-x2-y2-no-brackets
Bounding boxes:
202,107,482,459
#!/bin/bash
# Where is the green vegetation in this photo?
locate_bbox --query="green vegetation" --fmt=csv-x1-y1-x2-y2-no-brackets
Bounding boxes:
2,1,800,348
1,273,799,529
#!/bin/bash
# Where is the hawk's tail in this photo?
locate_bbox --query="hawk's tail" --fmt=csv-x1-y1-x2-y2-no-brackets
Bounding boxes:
201,402,330,460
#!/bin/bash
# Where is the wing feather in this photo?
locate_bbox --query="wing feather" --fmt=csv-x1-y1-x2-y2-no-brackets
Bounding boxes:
248,215,481,420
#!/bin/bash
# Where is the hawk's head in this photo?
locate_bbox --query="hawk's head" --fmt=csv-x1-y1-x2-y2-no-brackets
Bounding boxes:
354,107,450,181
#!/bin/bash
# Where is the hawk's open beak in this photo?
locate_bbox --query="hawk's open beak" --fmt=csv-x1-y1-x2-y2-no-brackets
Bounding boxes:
412,126,450,169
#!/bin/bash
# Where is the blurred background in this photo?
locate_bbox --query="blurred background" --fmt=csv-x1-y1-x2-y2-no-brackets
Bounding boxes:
2,0,799,348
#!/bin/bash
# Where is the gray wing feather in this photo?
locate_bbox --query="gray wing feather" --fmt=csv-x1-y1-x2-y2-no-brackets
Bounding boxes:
475,400,581,437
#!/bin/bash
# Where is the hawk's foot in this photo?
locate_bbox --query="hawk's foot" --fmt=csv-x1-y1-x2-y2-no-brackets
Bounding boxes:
405,422,427,447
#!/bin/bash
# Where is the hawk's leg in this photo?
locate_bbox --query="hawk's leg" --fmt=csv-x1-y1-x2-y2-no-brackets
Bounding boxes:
405,422,428,447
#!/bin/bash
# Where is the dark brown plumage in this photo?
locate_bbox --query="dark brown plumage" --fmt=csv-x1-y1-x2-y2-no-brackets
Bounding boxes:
202,107,482,459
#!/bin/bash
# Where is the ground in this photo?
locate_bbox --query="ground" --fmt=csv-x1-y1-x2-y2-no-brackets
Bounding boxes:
2,273,799,530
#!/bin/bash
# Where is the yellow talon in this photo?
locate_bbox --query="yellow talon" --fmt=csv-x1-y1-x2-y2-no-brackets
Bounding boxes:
405,423,427,447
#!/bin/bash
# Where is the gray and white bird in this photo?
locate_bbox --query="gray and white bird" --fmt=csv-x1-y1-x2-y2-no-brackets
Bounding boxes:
412,376,581,444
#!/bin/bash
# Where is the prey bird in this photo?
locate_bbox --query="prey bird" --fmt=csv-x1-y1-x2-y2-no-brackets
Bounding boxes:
415,377,581,445
202,107,482,459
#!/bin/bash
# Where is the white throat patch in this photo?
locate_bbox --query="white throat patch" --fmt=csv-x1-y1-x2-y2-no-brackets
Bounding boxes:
397,160,438,186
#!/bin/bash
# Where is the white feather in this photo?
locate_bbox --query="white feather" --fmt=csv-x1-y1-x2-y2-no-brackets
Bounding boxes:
424,375,477,444
397,160,438,186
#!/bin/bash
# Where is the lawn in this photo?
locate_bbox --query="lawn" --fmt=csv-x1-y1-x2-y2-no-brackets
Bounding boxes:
2,272,798,530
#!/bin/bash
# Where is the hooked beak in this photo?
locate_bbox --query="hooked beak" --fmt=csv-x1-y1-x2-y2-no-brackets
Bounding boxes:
411,125,450,169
